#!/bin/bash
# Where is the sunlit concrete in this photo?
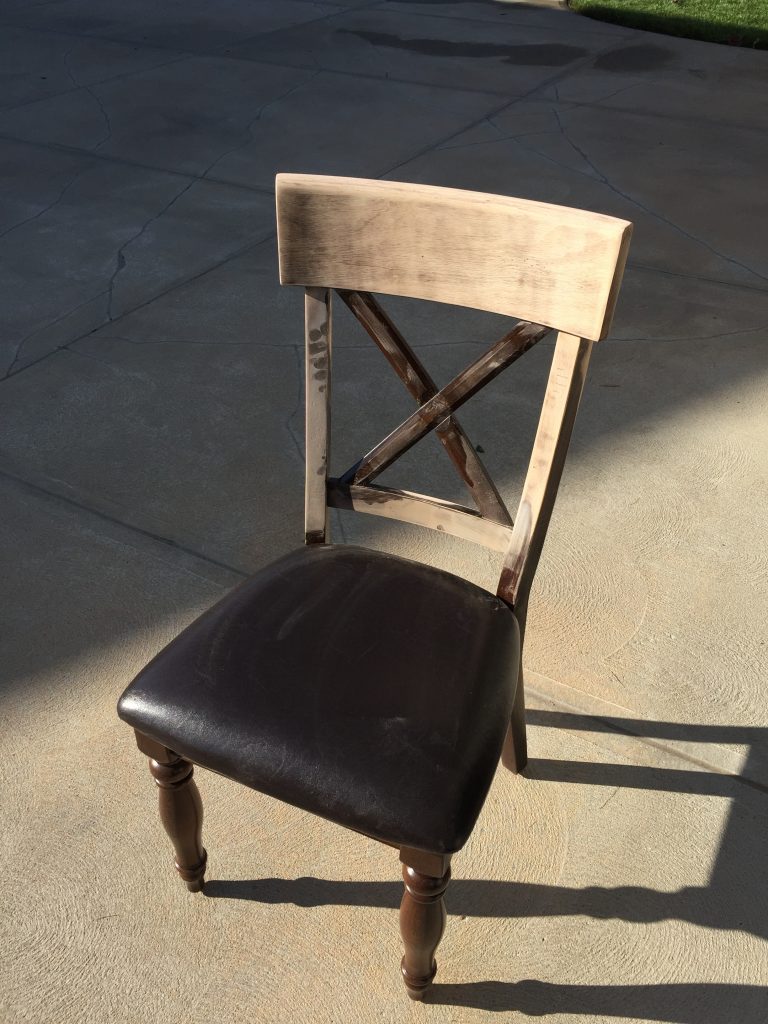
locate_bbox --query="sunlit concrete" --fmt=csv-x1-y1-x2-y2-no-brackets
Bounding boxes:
1,2,766,1021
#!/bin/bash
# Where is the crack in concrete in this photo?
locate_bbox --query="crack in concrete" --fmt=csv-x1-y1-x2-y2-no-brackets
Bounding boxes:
0,50,193,117
85,335,297,349
602,597,649,662
551,107,768,286
380,34,639,180
441,101,768,292
0,159,91,242
0,129,277,199
599,786,621,811
1,230,276,381
202,70,322,181
62,46,112,149
104,177,199,321
0,464,249,580
102,71,319,324
2,288,109,379
629,261,768,295
615,323,768,344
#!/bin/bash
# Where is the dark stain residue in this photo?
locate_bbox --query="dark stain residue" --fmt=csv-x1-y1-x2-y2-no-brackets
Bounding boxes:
593,45,672,73
342,30,587,67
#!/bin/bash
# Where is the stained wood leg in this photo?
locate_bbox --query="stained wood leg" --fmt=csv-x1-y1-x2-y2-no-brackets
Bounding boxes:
135,731,207,892
502,660,528,774
399,848,451,1000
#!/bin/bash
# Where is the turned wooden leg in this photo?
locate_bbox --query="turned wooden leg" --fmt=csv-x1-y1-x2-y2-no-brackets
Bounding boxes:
135,731,207,892
399,848,451,1001
502,658,528,774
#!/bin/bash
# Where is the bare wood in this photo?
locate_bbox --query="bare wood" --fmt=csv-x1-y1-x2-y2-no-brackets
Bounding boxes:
337,289,511,525
497,333,594,610
328,480,514,552
341,319,550,487
304,287,332,544
328,480,513,551
136,731,207,892
277,174,632,341
399,848,452,1000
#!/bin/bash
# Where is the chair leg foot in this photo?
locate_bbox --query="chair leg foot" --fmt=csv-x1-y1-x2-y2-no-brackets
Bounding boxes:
501,665,528,774
399,849,451,1000
136,732,207,891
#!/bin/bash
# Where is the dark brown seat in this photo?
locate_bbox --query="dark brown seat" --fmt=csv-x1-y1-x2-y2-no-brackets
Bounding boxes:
118,174,632,1001
118,545,520,854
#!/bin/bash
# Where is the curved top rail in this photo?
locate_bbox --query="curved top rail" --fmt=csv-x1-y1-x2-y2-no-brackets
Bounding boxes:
276,174,632,341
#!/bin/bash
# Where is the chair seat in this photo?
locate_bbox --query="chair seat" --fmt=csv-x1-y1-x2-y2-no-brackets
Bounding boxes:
118,545,520,854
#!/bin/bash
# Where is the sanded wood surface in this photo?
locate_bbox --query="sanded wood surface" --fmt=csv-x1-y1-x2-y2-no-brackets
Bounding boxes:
497,332,594,613
276,174,632,341
337,289,512,525
327,480,514,552
341,319,550,487
304,287,332,544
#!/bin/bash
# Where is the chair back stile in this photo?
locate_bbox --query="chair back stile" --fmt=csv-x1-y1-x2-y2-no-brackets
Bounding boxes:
303,286,332,545
277,173,632,615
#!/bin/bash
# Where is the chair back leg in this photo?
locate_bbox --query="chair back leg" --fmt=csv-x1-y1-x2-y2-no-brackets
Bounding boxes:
501,658,528,774
398,848,451,1000
136,731,207,892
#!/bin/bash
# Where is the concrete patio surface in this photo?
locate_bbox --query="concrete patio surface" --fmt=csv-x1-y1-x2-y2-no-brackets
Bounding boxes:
1,2,767,1022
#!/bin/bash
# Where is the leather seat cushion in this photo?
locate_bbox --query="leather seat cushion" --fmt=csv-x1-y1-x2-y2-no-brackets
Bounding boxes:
118,545,520,854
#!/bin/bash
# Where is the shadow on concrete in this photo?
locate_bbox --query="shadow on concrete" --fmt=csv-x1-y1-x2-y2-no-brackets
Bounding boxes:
204,708,767,1018
340,29,589,66
427,979,768,1019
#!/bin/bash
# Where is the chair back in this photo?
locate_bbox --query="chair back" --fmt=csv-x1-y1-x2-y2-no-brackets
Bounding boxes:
276,174,632,616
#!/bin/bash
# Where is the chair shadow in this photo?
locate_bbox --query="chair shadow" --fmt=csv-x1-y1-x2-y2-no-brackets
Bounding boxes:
426,980,768,1022
204,710,768,1020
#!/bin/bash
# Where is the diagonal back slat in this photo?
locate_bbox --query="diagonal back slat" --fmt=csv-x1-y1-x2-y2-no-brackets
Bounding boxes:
337,289,512,525
341,319,551,487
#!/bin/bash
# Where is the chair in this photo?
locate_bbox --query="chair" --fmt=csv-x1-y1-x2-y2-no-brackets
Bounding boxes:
117,174,632,999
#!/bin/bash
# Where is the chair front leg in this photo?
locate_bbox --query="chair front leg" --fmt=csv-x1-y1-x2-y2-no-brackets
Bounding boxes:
399,847,451,1000
135,731,207,892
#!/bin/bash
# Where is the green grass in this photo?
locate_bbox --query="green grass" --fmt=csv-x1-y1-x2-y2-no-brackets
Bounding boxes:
568,0,768,48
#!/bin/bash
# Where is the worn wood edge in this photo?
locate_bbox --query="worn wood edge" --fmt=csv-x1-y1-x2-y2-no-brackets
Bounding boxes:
327,480,514,552
497,333,593,609
304,287,332,544
597,221,633,340
276,173,632,240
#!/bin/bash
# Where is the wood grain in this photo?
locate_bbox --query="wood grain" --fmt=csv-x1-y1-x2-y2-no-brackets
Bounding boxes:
276,174,632,341
337,289,512,525
304,287,332,544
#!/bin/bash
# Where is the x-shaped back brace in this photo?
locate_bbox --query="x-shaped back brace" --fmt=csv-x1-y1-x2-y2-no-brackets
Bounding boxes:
306,286,593,612
335,290,550,525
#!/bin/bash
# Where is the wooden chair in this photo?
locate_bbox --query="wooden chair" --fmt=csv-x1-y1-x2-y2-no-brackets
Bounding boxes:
118,174,632,1000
